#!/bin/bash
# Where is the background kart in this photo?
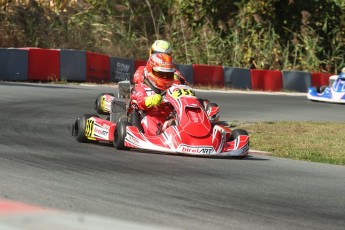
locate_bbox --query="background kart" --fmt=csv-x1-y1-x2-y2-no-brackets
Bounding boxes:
307,75,345,104
72,81,249,157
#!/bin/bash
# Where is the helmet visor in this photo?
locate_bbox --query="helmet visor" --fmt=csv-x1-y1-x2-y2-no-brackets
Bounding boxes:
152,69,174,80
151,50,172,55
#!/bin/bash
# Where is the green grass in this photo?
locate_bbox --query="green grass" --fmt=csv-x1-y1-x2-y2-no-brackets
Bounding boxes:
235,121,345,165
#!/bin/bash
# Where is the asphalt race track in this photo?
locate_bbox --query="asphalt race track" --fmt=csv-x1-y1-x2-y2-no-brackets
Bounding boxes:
0,82,344,229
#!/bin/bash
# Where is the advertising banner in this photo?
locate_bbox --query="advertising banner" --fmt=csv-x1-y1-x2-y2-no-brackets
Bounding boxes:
110,57,134,82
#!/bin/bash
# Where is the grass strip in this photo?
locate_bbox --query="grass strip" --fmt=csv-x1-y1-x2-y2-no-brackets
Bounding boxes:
234,121,345,165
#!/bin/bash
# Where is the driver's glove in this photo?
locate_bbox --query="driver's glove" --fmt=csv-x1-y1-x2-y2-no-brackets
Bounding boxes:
145,94,162,108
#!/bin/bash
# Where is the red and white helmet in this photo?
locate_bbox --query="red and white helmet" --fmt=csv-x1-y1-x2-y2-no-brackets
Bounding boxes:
146,53,175,90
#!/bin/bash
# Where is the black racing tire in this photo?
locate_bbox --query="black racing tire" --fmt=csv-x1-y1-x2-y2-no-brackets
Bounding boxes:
229,129,250,159
94,93,115,115
113,121,131,150
205,102,219,111
316,86,327,93
73,114,98,143
229,129,249,143
198,98,210,109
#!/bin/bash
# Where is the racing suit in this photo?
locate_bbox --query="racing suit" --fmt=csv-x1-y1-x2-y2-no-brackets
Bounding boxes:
131,68,174,136
131,66,219,135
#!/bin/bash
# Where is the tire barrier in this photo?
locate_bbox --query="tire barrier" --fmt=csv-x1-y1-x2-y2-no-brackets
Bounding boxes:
282,70,311,92
192,64,224,87
60,49,87,82
311,72,333,87
175,63,194,85
110,57,135,82
0,48,28,81
86,52,110,83
22,47,60,81
223,67,251,90
251,69,283,92
0,47,336,92
134,60,146,71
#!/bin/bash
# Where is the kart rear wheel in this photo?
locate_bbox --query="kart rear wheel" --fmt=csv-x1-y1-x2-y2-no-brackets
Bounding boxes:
206,102,219,111
229,129,250,159
198,98,210,109
94,93,114,115
72,114,98,143
113,121,131,150
229,129,249,142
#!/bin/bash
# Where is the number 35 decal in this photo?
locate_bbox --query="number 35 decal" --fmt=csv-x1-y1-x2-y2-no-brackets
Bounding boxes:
172,88,195,99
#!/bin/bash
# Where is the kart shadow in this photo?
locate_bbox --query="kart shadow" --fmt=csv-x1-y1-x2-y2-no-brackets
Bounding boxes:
96,142,269,161
309,99,345,105
127,149,269,161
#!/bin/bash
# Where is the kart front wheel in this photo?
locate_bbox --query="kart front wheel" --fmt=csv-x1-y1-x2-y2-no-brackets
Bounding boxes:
316,86,327,93
72,114,98,143
113,121,131,150
229,129,249,143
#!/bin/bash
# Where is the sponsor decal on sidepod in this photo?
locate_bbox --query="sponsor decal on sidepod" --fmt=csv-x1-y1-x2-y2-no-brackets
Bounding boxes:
178,145,214,155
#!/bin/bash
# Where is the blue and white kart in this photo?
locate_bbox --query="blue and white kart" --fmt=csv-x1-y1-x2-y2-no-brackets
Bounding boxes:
307,70,345,104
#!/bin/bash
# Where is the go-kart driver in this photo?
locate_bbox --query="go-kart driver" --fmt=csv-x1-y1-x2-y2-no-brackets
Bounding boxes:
133,39,188,85
131,53,175,136
132,39,219,123
328,67,345,88
337,68,345,80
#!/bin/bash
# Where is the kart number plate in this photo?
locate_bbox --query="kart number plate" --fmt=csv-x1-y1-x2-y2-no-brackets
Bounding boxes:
85,119,95,138
172,88,195,99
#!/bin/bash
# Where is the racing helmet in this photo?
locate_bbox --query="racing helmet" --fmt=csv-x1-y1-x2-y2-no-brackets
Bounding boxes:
339,73,345,80
339,67,345,80
149,40,172,56
338,67,345,81
146,53,175,90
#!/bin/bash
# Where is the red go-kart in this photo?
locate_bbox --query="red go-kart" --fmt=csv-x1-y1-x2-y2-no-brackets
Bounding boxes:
72,81,249,157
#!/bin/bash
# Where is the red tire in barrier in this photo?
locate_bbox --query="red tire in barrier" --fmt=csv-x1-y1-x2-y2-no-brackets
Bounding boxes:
192,64,224,87
311,72,333,87
135,60,147,71
22,48,60,81
86,52,110,83
250,69,283,91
